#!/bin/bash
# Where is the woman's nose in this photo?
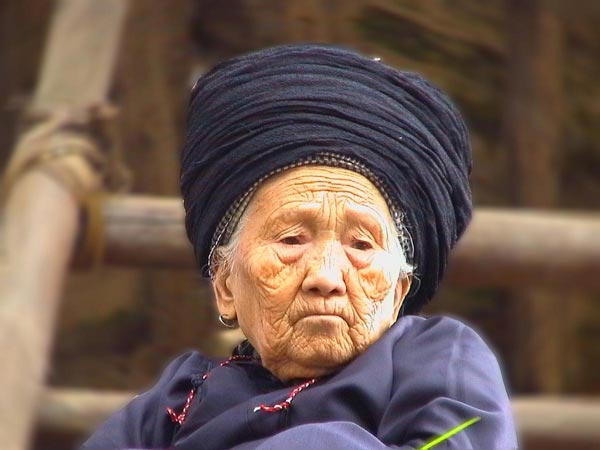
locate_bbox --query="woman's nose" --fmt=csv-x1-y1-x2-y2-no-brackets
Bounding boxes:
301,241,348,297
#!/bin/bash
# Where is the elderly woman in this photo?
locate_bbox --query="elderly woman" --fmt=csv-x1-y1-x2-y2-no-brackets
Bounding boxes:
81,44,517,450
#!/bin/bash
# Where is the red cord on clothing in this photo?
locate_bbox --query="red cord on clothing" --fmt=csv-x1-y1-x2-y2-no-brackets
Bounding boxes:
253,378,317,413
166,355,256,425
167,387,197,425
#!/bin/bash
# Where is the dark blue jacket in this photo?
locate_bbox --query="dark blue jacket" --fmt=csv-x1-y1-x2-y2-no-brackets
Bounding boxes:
80,316,517,450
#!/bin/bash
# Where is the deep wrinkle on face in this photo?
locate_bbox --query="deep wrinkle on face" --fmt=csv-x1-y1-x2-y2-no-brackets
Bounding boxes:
214,166,411,381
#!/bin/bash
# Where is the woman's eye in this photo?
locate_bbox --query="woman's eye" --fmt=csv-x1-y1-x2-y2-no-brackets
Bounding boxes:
280,236,302,245
351,240,373,251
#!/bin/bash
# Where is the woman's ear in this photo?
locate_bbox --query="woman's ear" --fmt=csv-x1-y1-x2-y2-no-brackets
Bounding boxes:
393,275,412,318
212,267,237,320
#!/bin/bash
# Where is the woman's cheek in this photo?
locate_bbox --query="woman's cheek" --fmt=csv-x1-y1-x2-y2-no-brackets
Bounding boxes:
244,247,302,345
357,265,393,304
246,245,301,294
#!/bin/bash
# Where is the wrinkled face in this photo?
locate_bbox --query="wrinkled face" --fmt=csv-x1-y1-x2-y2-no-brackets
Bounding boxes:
213,166,411,381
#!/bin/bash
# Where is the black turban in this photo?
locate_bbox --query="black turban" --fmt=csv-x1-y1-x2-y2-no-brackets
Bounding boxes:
180,43,472,314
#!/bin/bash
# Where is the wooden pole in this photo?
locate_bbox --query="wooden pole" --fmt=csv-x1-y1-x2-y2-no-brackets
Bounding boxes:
512,396,600,450
447,208,600,289
100,195,193,268
504,0,566,393
0,160,99,450
0,1,128,449
31,0,129,115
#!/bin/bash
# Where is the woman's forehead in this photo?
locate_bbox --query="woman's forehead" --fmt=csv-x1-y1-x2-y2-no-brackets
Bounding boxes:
249,166,393,218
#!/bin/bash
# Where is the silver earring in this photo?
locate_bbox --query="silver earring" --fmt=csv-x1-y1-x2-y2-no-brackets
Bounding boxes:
218,314,238,328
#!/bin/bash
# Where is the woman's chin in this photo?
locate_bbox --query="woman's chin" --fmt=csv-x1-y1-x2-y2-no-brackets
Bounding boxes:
282,332,357,378
259,320,361,381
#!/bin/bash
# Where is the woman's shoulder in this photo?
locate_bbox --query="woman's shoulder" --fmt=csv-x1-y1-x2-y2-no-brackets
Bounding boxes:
387,315,509,395
107,350,214,427
386,315,507,387
119,350,215,414
390,314,492,351
79,351,214,449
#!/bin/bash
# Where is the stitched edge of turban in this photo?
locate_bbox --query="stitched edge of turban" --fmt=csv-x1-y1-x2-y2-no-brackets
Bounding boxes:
180,43,472,315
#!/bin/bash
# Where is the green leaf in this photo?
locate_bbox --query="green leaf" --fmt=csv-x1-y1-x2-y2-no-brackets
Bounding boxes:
417,416,481,450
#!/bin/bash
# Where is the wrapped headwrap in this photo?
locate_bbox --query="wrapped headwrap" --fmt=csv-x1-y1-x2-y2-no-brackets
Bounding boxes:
180,43,472,314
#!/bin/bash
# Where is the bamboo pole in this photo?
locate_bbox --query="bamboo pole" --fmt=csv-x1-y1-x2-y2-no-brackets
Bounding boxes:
101,195,192,268
447,208,600,289
31,0,129,115
0,158,100,450
94,195,600,290
34,388,600,448
512,396,600,448
0,1,128,449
